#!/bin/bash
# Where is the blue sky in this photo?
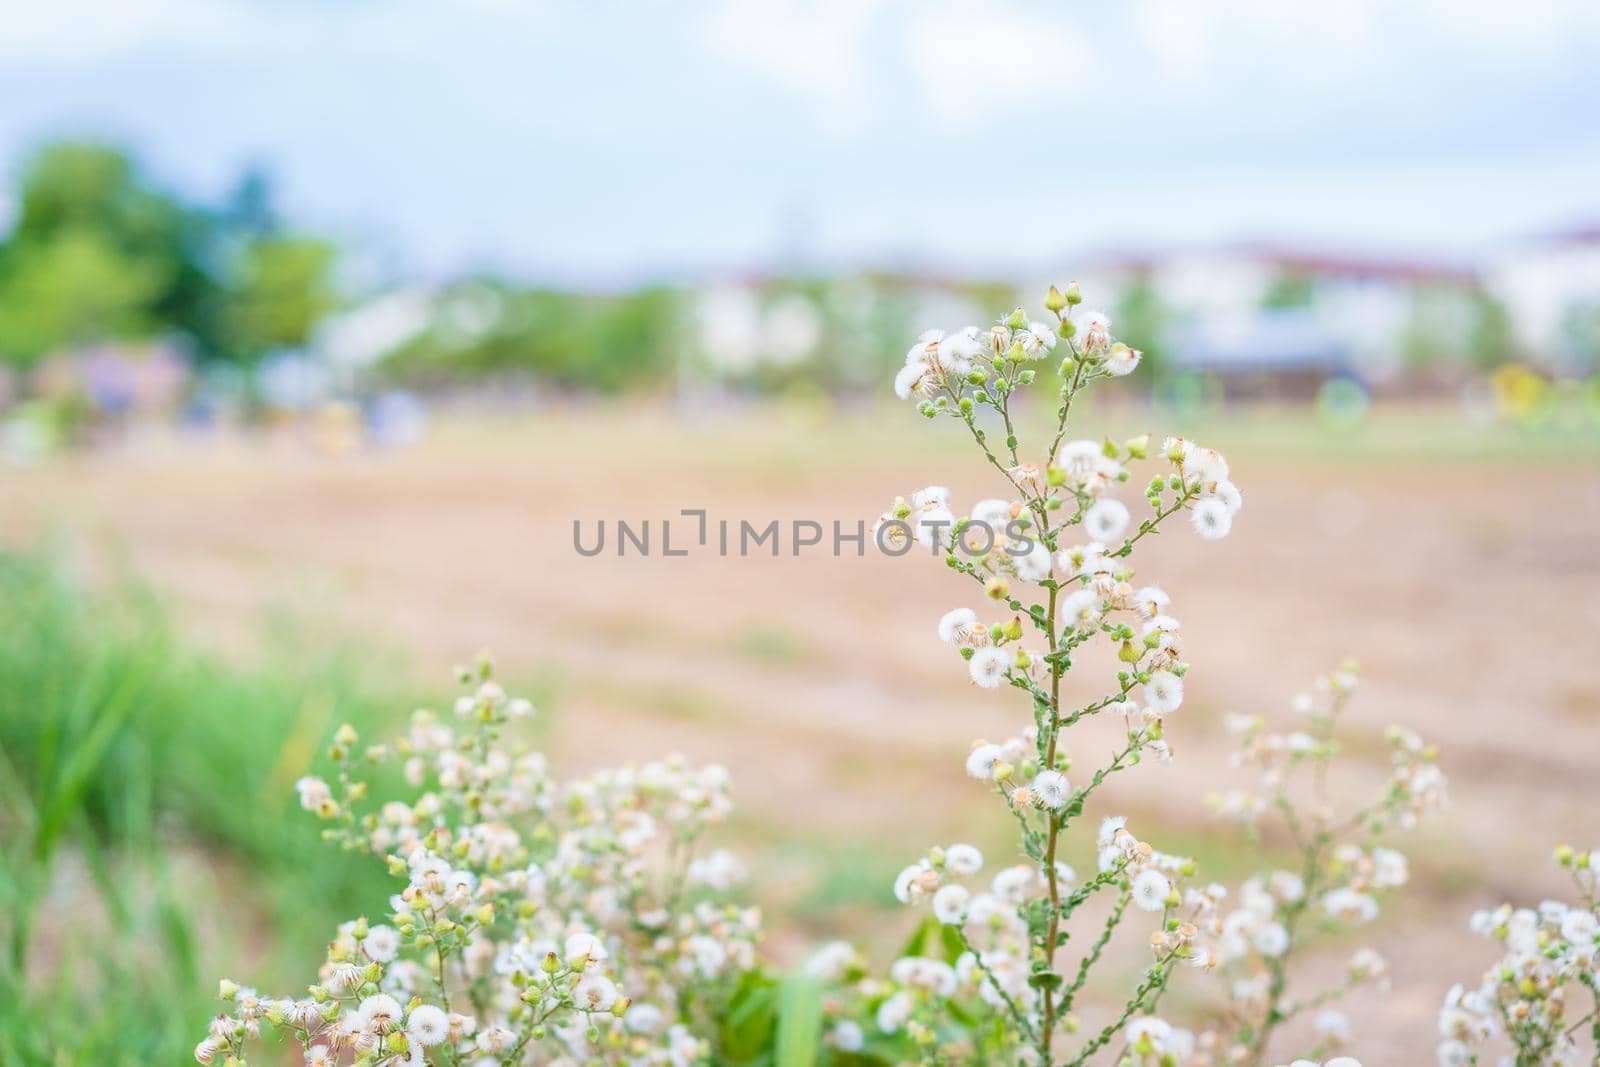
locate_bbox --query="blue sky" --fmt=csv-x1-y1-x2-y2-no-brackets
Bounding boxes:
2,0,1597,286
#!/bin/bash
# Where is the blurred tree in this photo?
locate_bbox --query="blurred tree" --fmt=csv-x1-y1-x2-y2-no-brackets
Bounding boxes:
0,231,165,364
220,236,339,361
1261,272,1315,309
1114,274,1171,381
0,142,340,372
578,286,682,392
224,164,279,238
0,143,215,367
1467,291,1517,370
379,281,685,394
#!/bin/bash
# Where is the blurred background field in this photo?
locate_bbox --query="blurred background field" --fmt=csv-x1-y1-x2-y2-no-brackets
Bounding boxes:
3,2,1600,1064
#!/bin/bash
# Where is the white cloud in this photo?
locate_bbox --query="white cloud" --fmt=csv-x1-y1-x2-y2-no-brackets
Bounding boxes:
698,0,1096,129
0,0,258,62
699,0,891,127
1134,0,1600,81
905,0,1096,125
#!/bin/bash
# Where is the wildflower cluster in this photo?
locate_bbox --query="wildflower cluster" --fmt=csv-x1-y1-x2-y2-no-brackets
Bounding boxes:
855,289,1251,1064
1192,666,1447,1064
200,285,1456,1067
1438,846,1600,1066
199,655,755,1066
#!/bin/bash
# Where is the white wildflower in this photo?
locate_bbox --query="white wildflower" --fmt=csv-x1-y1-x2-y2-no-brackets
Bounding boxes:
1191,497,1232,540
406,1004,450,1046
967,647,1011,689
1132,869,1171,913
933,884,970,925
1144,670,1184,714
1031,770,1071,810
965,743,1007,780
1084,498,1131,542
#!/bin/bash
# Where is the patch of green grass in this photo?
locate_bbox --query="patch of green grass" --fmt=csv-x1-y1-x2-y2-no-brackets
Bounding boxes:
0,551,416,1065
730,626,808,665
793,845,906,920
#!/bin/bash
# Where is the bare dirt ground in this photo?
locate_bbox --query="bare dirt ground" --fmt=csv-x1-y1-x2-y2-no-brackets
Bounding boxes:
5,405,1599,1061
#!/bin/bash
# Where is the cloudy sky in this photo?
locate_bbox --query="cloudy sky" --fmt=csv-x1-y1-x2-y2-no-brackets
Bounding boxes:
2,0,1597,285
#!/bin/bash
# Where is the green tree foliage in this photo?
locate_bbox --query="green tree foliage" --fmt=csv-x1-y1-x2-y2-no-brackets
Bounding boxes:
381,281,686,393
1113,274,1172,382
1260,271,1315,310
0,230,165,362
0,144,207,367
220,236,339,361
0,142,339,370
1468,290,1518,371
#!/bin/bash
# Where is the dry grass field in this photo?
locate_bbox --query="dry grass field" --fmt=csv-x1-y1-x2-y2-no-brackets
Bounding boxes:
4,402,1599,1061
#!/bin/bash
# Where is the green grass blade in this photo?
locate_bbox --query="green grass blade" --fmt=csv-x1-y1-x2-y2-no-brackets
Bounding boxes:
775,972,823,1067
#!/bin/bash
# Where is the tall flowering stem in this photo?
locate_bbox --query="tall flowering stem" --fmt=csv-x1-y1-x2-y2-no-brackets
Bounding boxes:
1199,666,1447,1065
869,286,1244,1065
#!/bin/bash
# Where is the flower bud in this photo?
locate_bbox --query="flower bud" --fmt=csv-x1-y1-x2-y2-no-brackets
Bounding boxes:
218,979,239,1002
1045,285,1067,312
1064,281,1082,305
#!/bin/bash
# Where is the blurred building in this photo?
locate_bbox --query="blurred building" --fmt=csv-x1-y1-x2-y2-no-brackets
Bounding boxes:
322,229,1600,403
